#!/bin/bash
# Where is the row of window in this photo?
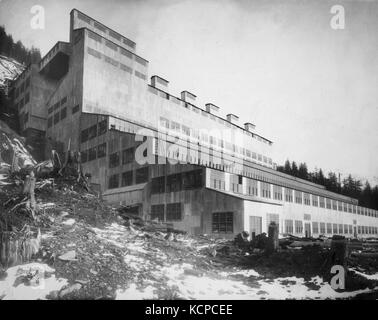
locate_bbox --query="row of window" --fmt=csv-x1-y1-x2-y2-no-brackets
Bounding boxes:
47,104,80,128
151,170,203,194
14,76,30,99
150,203,182,221
81,143,107,163
47,107,67,128
158,117,273,166
108,146,135,168
155,103,272,145
108,167,149,189
15,91,30,111
243,182,378,218
358,225,378,235
284,220,378,236
78,12,136,50
80,119,108,143
48,96,67,114
87,46,147,80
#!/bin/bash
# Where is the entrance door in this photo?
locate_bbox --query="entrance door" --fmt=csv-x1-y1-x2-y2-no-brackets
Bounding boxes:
304,223,311,238
249,216,262,238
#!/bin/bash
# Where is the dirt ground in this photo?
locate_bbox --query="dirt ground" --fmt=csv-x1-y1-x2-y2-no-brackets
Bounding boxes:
1,178,378,300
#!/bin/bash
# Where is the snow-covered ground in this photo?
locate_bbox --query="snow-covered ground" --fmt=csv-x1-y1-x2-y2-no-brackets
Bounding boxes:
0,263,67,300
1,222,377,300
0,55,24,89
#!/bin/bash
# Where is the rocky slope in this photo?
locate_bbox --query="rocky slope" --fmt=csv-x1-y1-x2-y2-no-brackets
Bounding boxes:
0,55,24,90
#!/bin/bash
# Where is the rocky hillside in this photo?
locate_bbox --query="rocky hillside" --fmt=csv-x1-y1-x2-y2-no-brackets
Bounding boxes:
0,55,24,91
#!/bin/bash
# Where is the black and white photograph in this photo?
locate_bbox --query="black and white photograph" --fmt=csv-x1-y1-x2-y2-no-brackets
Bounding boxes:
0,0,378,305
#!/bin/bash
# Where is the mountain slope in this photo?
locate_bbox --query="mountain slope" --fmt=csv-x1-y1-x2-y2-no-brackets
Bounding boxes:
0,55,24,90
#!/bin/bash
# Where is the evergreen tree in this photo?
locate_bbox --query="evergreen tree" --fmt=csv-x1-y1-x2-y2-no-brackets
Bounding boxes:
298,162,308,180
284,160,291,175
291,161,298,177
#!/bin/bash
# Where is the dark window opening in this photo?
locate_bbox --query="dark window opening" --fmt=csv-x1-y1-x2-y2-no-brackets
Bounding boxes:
136,167,149,184
212,212,233,233
166,203,182,221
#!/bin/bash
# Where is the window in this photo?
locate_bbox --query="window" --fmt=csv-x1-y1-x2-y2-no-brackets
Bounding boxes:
295,190,302,204
72,105,80,114
60,97,67,106
166,173,181,193
98,119,107,136
81,128,89,143
151,205,164,221
295,220,303,234
170,121,180,132
122,147,134,164
260,182,271,199
48,106,53,114
338,224,343,234
88,125,97,140
88,147,97,161
134,55,147,66
121,170,133,187
87,30,102,43
304,193,311,206
105,40,118,51
312,195,318,207
182,125,190,136
120,63,132,73
343,203,347,212
332,200,337,210
285,220,293,234
273,185,283,201
136,167,148,184
319,197,325,208
327,223,332,234
135,70,146,80
109,152,120,168
97,143,106,158
183,170,203,190
53,112,60,124
166,203,182,221
344,224,348,234
212,212,233,233
333,224,338,234
320,222,326,234
60,107,67,120
120,48,132,59
87,47,102,58
312,222,319,234
108,174,119,189
81,150,88,163
47,117,52,128
247,179,258,196
326,198,332,209
338,201,343,211
151,176,165,194
94,21,107,33
285,188,293,202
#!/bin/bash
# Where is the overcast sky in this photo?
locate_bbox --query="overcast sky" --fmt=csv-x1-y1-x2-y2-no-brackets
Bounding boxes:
1,0,377,184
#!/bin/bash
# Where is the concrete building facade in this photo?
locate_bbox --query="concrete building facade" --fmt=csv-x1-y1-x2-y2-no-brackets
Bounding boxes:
10,9,378,239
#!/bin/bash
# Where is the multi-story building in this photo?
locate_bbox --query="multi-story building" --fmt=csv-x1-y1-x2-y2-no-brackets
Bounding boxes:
10,9,378,238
